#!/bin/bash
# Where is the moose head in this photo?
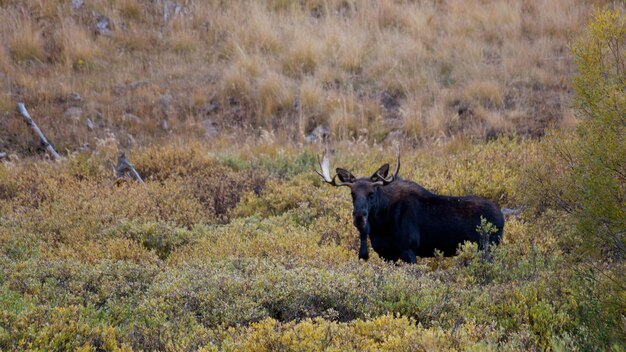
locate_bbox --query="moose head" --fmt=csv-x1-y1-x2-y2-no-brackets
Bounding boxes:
316,147,400,260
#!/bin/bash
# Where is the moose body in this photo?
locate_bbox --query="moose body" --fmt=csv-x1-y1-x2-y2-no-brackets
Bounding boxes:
354,178,504,262
317,149,504,263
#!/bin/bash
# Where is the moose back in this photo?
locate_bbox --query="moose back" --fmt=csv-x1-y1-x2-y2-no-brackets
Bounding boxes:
316,149,504,263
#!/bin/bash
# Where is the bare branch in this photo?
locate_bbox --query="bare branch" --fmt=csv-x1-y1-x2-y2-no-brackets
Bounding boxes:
115,152,144,183
17,103,61,160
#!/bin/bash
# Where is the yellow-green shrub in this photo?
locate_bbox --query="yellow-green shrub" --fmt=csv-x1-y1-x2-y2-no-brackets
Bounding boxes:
132,144,268,222
0,137,604,350
519,7,625,349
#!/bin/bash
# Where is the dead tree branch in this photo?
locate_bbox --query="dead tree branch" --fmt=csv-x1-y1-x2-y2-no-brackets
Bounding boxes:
115,152,144,183
17,103,61,160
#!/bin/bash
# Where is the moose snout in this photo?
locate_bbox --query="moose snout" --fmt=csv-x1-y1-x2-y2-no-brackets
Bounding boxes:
353,210,368,228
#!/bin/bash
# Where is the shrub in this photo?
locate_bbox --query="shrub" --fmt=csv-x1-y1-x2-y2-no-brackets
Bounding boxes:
106,221,200,260
569,8,625,261
132,144,268,222
521,7,625,349
0,137,601,350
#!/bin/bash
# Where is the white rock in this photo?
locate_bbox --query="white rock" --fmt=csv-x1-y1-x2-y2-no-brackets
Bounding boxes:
64,107,83,122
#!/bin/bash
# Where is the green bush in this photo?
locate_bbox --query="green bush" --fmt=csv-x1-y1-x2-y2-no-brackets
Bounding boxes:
569,8,625,261
521,7,625,349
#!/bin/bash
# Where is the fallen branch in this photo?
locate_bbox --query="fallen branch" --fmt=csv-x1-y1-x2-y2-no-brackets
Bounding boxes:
17,103,61,160
115,152,144,183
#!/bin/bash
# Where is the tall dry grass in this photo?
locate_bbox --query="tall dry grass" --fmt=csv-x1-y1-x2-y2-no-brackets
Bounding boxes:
0,0,594,156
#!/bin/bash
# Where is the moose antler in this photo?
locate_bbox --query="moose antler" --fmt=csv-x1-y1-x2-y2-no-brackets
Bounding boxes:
316,151,352,187
376,144,400,185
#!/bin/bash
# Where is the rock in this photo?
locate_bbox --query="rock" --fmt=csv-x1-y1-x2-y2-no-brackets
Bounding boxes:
385,130,403,143
200,119,218,139
305,125,330,143
379,91,402,120
163,1,184,21
161,119,169,131
86,118,95,131
73,143,90,155
159,94,176,119
0,152,6,159
122,113,141,124
159,93,172,105
72,0,84,11
128,80,149,90
64,107,83,122
70,92,82,102
200,102,219,116
310,5,324,19
95,15,113,36
380,91,400,110
451,99,473,119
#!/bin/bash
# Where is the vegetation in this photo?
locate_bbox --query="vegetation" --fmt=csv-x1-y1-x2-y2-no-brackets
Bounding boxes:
522,7,626,349
0,139,567,351
0,1,624,351
0,135,621,350
1,0,589,155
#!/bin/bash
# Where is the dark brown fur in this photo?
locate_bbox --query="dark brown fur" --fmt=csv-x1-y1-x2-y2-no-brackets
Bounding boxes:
337,166,504,263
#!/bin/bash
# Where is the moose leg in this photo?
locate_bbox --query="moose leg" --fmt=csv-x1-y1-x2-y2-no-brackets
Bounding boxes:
358,228,369,261
399,250,417,264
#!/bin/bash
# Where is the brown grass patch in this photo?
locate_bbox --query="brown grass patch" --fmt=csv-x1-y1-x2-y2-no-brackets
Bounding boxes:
0,0,596,155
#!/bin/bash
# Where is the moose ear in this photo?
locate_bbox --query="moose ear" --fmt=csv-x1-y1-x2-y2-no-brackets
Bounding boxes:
336,168,356,183
370,164,390,182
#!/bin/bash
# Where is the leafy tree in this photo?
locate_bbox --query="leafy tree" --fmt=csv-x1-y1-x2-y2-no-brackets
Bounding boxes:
569,7,625,261
523,7,625,349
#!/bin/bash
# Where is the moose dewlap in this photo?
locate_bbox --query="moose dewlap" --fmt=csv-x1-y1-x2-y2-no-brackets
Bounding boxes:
316,148,504,263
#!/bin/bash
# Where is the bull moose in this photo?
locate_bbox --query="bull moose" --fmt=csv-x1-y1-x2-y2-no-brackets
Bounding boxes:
316,148,504,263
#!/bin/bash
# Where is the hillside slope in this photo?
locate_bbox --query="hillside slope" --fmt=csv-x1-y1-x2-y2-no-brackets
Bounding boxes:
1,0,589,156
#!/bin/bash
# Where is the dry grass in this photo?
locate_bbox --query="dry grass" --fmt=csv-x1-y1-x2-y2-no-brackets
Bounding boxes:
58,20,103,71
0,0,595,156
7,14,46,63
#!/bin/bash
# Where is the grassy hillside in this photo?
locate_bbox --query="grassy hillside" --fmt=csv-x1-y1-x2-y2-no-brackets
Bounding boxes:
0,1,624,351
1,0,589,155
